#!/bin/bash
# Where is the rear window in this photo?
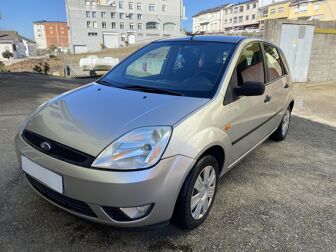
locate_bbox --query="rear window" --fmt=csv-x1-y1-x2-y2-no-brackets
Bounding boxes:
100,41,236,98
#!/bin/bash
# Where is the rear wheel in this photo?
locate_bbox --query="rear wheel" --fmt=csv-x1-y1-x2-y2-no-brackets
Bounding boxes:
173,155,218,230
271,107,291,141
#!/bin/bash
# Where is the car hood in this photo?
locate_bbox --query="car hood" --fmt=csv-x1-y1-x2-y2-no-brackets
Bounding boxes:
25,83,209,156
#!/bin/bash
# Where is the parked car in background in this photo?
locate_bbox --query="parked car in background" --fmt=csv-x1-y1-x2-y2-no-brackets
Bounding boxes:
16,36,294,230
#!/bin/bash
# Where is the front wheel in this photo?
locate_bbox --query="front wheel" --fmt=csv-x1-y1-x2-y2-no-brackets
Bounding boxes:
271,107,291,141
173,155,218,230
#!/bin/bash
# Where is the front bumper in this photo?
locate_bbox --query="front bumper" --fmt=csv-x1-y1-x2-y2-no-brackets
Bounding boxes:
15,133,195,227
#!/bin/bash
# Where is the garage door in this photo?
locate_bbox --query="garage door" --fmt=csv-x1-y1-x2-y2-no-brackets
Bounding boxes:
73,45,88,54
103,33,118,48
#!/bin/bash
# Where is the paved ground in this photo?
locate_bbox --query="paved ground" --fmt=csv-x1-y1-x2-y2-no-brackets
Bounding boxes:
0,73,335,251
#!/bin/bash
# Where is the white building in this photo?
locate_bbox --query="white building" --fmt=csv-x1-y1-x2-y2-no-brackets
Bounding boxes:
192,4,232,34
66,0,186,53
33,22,47,50
193,0,260,34
0,30,37,60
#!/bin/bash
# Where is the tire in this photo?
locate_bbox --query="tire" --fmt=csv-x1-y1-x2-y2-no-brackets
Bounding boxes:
173,155,219,230
270,107,291,141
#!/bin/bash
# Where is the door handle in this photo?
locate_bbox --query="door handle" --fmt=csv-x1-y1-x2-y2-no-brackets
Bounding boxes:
264,95,272,103
284,83,289,89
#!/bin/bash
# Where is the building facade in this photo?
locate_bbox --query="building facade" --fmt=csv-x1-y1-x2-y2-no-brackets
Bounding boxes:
66,0,185,53
259,0,336,25
192,4,231,34
288,0,336,21
0,30,37,60
192,0,259,34
33,21,69,50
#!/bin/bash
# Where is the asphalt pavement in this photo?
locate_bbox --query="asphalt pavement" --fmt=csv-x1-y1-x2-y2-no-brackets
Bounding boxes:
0,73,335,251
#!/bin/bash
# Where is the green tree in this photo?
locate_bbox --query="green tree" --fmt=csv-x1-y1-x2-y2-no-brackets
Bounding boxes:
2,50,13,59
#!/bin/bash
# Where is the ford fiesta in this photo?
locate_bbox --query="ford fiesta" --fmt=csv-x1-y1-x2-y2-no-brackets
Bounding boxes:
15,36,294,230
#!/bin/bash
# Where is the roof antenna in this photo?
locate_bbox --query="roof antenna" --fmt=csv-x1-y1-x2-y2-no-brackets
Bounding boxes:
190,21,210,40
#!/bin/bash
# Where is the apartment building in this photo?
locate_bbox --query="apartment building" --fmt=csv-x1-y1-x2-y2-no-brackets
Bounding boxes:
66,0,185,53
33,21,69,50
192,4,231,34
259,0,336,25
288,0,336,21
192,0,259,34
259,1,291,20
227,0,259,31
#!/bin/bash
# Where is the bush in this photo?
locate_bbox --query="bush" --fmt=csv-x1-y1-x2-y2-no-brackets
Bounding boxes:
49,54,56,59
0,61,6,72
2,50,13,59
33,62,50,74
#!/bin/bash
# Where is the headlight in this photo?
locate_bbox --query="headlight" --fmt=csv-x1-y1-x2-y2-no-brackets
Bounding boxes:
92,127,172,170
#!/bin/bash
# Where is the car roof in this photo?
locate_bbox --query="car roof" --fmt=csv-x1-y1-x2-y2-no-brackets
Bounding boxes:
155,35,248,44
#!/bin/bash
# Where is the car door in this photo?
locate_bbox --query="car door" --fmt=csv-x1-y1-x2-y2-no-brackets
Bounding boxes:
262,43,289,129
222,42,275,166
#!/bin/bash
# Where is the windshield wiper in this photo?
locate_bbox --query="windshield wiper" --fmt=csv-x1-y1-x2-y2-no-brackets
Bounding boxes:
121,85,184,96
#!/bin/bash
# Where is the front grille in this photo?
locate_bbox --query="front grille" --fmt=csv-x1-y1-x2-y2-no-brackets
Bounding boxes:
26,174,97,218
102,206,133,221
22,130,95,167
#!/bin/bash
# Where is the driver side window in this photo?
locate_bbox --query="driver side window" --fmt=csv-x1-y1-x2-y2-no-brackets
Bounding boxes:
224,43,265,105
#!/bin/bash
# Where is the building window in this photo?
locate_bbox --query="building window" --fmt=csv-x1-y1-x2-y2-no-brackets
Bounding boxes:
121,34,126,42
252,14,256,19
246,4,250,10
129,13,134,19
314,3,320,11
233,17,237,23
93,21,98,28
85,0,90,6
130,23,134,29
246,15,249,20
162,5,167,12
146,21,159,29
137,13,142,20
234,7,238,13
111,12,116,18
91,1,96,6
238,16,243,23
119,1,124,9
92,11,96,18
102,21,107,28
138,23,143,29
87,21,91,28
278,7,284,13
299,4,308,12
270,8,276,14
163,22,176,31
120,22,125,29
239,6,244,12
129,2,133,9
101,12,107,18
224,19,227,23
88,32,98,36
112,22,116,28
137,2,142,10
119,13,124,19
149,4,155,11
253,3,256,8
230,18,232,23
86,11,90,18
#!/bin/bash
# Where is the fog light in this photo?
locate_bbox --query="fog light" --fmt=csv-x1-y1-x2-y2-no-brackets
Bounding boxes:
120,204,153,220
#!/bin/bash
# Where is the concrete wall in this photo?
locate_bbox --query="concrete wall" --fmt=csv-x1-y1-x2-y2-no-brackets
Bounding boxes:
263,19,336,83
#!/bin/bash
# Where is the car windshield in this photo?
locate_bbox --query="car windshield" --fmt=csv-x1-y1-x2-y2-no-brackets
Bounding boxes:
99,41,236,98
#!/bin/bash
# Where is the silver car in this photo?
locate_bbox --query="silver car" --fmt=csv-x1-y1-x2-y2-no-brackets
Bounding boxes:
15,36,294,229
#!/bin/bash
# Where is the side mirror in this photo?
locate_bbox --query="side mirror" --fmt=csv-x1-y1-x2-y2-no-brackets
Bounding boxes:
234,81,265,96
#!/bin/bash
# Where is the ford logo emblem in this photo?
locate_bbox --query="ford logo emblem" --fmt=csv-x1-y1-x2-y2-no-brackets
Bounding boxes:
40,141,52,151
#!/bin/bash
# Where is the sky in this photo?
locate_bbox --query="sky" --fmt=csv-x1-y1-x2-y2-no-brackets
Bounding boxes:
0,0,235,40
